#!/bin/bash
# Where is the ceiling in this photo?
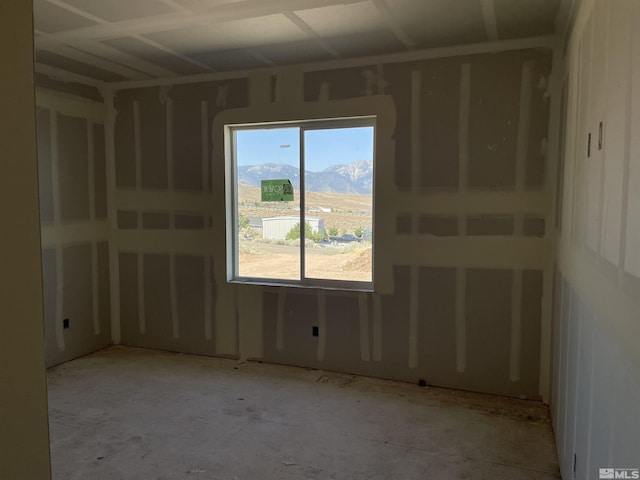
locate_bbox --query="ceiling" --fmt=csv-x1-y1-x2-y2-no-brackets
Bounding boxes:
33,0,562,85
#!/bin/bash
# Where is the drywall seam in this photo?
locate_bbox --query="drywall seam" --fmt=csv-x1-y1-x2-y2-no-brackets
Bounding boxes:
317,291,327,362
35,88,105,123
509,269,523,381
276,289,286,351
87,121,100,335
358,293,370,362
104,89,121,344
116,190,213,212
372,293,382,362
40,221,110,248
392,191,552,216
455,268,466,372
408,266,419,368
110,35,556,91
137,253,145,334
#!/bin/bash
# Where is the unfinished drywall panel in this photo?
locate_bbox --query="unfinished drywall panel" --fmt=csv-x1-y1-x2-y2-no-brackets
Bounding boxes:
117,210,138,229
36,107,54,224
468,54,520,188
35,87,112,368
111,45,555,399
42,247,59,363
385,63,412,189
175,255,213,355
379,266,411,376
467,51,549,190
58,113,90,222
174,213,205,230
94,123,108,219
54,243,111,364
119,252,140,343
142,211,170,229
139,90,168,189
523,217,546,237
519,270,543,396
143,254,174,346
420,59,461,189
114,94,136,188
418,215,458,236
304,66,378,102
263,291,321,369
417,267,458,387
526,57,552,187
466,215,514,236
323,295,363,371
465,269,513,395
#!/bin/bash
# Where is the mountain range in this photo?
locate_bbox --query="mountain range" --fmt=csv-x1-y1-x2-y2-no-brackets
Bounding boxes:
238,160,373,194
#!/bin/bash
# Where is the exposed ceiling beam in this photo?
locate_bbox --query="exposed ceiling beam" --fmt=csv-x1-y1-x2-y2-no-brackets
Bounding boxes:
282,11,340,58
370,0,415,50
44,0,213,72
479,0,499,41
35,62,105,88
35,32,151,81
48,0,369,42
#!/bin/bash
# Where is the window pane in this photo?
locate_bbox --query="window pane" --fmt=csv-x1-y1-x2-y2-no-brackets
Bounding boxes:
235,127,301,280
303,126,374,282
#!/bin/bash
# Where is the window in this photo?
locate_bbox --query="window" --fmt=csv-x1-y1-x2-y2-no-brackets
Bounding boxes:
227,117,375,290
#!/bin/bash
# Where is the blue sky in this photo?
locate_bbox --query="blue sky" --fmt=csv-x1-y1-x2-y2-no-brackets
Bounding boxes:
236,126,374,172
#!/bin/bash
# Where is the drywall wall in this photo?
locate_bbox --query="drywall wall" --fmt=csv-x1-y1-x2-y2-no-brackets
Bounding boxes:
36,88,112,367
111,46,555,400
0,0,52,478
552,0,640,477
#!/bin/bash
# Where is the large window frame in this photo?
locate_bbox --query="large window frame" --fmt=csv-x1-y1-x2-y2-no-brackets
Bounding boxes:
227,116,376,291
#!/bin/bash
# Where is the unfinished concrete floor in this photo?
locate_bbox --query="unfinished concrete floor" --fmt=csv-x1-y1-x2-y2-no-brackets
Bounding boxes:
47,346,560,479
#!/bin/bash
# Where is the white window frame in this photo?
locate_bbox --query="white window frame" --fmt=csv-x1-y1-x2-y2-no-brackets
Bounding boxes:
226,116,376,291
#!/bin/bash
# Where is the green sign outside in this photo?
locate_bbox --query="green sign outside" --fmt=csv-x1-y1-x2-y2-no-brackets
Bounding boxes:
261,179,294,202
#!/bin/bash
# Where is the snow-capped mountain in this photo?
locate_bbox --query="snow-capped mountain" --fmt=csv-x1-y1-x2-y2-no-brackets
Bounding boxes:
237,161,373,194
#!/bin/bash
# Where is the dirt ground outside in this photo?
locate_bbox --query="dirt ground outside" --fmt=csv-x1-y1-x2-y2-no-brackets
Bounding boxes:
238,240,372,282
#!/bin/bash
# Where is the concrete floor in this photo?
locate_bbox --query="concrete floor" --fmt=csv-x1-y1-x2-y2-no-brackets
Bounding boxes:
47,346,560,480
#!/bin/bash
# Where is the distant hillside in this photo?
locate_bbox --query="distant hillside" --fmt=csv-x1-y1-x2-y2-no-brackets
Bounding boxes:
238,160,373,194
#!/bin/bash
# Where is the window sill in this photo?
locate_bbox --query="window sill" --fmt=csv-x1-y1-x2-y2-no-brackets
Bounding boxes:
229,278,374,293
